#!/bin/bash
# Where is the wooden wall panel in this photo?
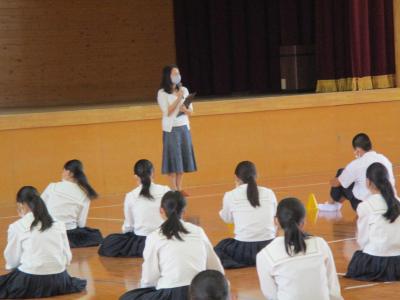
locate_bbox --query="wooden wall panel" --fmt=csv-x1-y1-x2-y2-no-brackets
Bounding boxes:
0,0,175,108
0,96,399,204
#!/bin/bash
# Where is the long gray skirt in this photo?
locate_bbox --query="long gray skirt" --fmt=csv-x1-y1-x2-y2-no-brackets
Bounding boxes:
162,125,197,174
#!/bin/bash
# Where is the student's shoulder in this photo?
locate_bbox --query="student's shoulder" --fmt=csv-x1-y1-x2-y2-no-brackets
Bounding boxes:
377,152,392,165
43,182,57,191
9,214,33,233
152,183,170,195
344,157,361,170
126,186,141,198
358,194,386,215
258,237,286,262
258,186,276,198
182,221,202,232
223,187,238,200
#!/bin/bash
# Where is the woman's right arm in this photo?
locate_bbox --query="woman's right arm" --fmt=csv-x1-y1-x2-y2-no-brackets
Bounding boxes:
77,198,90,228
219,192,233,224
256,251,278,300
4,225,22,270
158,90,183,117
122,194,134,233
140,234,161,288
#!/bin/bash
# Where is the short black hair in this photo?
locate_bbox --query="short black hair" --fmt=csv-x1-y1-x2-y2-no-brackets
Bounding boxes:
190,270,229,300
352,133,372,151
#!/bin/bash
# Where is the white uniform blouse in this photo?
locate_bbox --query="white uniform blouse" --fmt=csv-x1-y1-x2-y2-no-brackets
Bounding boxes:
122,183,170,236
4,212,72,275
338,151,395,201
219,184,277,242
256,236,343,300
42,180,90,230
356,193,400,256
140,221,224,289
157,87,193,132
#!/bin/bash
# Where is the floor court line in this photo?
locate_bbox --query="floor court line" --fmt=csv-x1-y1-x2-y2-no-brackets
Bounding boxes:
344,281,394,290
327,237,356,244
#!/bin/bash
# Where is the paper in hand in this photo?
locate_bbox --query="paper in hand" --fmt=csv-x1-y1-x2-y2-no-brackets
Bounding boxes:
182,92,196,108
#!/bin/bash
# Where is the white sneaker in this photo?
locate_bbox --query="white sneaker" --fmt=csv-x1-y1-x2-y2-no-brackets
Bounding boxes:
318,202,342,212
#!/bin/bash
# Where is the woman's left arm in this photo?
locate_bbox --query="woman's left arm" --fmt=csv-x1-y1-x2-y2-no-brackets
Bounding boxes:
179,88,193,116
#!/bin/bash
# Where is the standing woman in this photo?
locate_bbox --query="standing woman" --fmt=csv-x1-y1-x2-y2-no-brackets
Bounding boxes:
42,159,103,248
0,186,86,298
98,159,170,257
157,65,197,194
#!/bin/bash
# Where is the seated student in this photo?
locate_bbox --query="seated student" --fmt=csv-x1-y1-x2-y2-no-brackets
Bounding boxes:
325,133,395,211
42,159,103,248
0,186,86,299
99,159,170,257
346,162,400,281
214,161,277,268
190,270,229,300
256,197,343,300
119,191,224,300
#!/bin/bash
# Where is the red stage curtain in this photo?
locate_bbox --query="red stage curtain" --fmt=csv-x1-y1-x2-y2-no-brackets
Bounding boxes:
316,0,395,92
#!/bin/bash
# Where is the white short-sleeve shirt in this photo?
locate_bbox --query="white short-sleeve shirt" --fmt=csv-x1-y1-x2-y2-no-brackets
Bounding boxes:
256,236,343,300
356,193,400,256
140,221,224,289
338,151,395,201
219,184,277,242
122,183,170,236
157,87,193,132
4,212,72,275
41,181,90,230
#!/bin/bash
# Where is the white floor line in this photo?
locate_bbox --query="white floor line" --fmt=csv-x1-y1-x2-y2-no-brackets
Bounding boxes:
337,272,346,276
91,181,331,209
345,283,381,290
0,215,17,219
328,237,356,244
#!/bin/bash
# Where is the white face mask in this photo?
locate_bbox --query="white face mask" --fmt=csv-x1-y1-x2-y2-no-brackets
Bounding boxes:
171,74,181,85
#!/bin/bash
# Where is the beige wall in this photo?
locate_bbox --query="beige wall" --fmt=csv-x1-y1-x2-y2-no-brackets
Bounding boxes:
0,0,175,108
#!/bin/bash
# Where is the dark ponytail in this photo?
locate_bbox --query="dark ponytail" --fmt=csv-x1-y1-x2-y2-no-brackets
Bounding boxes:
134,159,154,199
366,162,400,223
160,191,189,240
277,198,309,256
64,159,98,200
235,161,260,207
17,186,54,231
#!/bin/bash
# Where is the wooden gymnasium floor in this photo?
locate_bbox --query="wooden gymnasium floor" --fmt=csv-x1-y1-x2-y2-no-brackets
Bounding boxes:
1,167,400,300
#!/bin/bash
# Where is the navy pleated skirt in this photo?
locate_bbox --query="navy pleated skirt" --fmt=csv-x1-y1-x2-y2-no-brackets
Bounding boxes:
67,227,103,248
346,250,400,281
162,125,197,174
120,286,189,300
98,232,146,257
0,269,86,299
214,238,273,269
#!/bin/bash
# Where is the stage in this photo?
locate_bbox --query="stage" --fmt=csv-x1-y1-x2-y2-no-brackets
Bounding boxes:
0,88,399,203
